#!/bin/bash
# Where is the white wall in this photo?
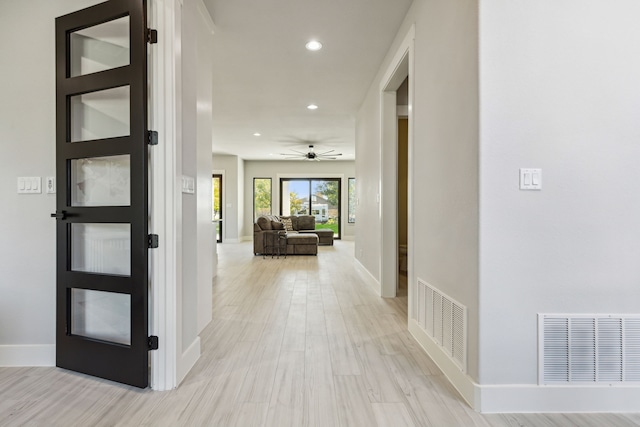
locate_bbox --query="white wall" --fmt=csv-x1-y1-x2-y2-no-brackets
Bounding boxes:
242,160,356,240
477,0,640,411
0,0,104,366
212,154,242,242
176,0,215,383
357,0,640,413
195,1,216,332
356,0,480,382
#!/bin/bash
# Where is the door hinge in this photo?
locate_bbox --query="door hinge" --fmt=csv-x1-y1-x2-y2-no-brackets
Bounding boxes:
148,234,159,248
147,130,158,146
147,28,158,44
148,336,159,350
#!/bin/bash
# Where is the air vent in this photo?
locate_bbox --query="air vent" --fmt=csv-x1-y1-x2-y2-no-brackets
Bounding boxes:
539,314,640,384
417,279,467,371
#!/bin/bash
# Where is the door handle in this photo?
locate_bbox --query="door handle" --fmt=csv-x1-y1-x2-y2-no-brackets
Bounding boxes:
50,210,67,220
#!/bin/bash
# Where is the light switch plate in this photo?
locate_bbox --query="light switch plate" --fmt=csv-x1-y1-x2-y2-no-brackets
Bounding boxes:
181,175,195,194
17,177,42,194
45,177,56,194
520,168,542,190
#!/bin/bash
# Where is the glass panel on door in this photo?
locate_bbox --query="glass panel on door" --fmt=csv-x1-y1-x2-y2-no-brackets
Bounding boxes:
70,85,130,142
70,16,130,77
71,288,131,345
70,154,130,206
71,223,131,276
312,179,340,238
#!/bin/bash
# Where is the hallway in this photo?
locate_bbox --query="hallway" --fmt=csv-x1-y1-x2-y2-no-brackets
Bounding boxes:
1,241,639,426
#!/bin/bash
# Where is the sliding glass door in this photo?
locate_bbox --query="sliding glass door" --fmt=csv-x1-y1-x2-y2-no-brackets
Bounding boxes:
280,178,341,238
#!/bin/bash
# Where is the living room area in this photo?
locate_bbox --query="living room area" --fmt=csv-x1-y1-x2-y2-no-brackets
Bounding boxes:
212,155,356,247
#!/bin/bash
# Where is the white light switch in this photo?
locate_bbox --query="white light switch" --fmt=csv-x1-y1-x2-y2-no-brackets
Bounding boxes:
181,175,195,194
520,168,542,190
17,177,42,194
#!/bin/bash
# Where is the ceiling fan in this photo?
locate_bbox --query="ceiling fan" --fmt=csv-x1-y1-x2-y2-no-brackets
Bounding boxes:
281,145,342,161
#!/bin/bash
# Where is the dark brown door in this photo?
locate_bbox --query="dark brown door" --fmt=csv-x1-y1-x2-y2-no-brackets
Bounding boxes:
53,0,151,388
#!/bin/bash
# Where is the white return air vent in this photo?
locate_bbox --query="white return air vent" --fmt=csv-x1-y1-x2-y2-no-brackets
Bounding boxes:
539,314,640,384
417,279,467,372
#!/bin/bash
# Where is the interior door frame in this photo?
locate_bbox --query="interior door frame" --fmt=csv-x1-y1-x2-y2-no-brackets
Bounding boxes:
380,26,414,305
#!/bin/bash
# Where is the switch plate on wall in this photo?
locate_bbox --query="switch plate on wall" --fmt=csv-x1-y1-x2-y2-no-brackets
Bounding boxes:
181,175,195,194
17,177,42,194
520,168,542,190
45,177,56,194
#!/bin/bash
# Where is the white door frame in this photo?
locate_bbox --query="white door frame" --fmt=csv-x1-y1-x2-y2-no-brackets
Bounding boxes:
148,0,181,391
379,27,415,308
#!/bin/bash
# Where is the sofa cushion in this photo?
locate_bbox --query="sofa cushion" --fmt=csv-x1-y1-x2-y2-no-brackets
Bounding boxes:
296,215,315,230
257,216,272,230
281,217,293,231
271,221,285,230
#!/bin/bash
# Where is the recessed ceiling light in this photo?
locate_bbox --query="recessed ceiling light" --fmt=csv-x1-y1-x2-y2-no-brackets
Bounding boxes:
253,133,261,136
307,104,318,110
305,40,322,51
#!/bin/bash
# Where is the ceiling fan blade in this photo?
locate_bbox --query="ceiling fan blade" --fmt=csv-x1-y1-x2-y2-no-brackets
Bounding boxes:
317,149,335,155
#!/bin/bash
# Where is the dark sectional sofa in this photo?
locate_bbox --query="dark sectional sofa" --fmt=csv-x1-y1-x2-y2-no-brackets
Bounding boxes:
253,215,334,256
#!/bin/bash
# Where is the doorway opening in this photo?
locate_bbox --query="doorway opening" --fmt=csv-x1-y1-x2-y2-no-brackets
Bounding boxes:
380,26,414,314
397,78,409,300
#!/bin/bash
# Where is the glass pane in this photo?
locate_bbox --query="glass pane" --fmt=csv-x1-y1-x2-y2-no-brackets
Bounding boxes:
71,155,130,206
282,180,310,215
348,178,356,223
253,178,271,219
70,16,130,77
212,175,221,220
70,86,130,142
71,288,130,345
312,180,340,238
215,221,222,243
71,223,131,276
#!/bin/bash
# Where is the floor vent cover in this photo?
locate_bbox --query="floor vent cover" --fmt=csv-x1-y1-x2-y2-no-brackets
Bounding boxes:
417,279,467,371
539,314,640,384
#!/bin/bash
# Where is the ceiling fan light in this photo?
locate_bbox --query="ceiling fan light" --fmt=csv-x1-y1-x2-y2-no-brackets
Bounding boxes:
307,104,318,110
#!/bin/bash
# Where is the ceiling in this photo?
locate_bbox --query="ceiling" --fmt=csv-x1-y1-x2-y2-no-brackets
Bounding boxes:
203,0,413,161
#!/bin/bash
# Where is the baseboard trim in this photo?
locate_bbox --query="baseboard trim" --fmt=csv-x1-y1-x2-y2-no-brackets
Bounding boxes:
0,344,55,367
354,258,381,296
409,320,640,413
341,235,355,241
408,320,479,409
222,238,240,243
177,337,200,385
477,383,640,413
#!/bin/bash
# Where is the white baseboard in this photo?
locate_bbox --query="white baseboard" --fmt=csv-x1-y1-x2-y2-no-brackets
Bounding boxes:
408,320,479,408
354,258,381,296
341,235,355,241
177,337,200,385
478,383,640,413
241,236,252,242
222,238,240,243
0,345,55,367
408,319,640,413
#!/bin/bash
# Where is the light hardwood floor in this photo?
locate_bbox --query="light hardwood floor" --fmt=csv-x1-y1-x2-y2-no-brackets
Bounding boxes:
1,241,639,426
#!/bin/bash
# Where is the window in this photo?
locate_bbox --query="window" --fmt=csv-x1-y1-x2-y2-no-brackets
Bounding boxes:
253,178,272,219
212,174,222,243
280,178,341,238
348,177,356,223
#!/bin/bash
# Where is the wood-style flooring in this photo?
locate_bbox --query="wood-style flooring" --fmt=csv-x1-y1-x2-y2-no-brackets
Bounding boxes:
1,241,639,426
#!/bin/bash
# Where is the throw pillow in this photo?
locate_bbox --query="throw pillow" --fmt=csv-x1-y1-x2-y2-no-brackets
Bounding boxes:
271,221,285,230
281,217,294,231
